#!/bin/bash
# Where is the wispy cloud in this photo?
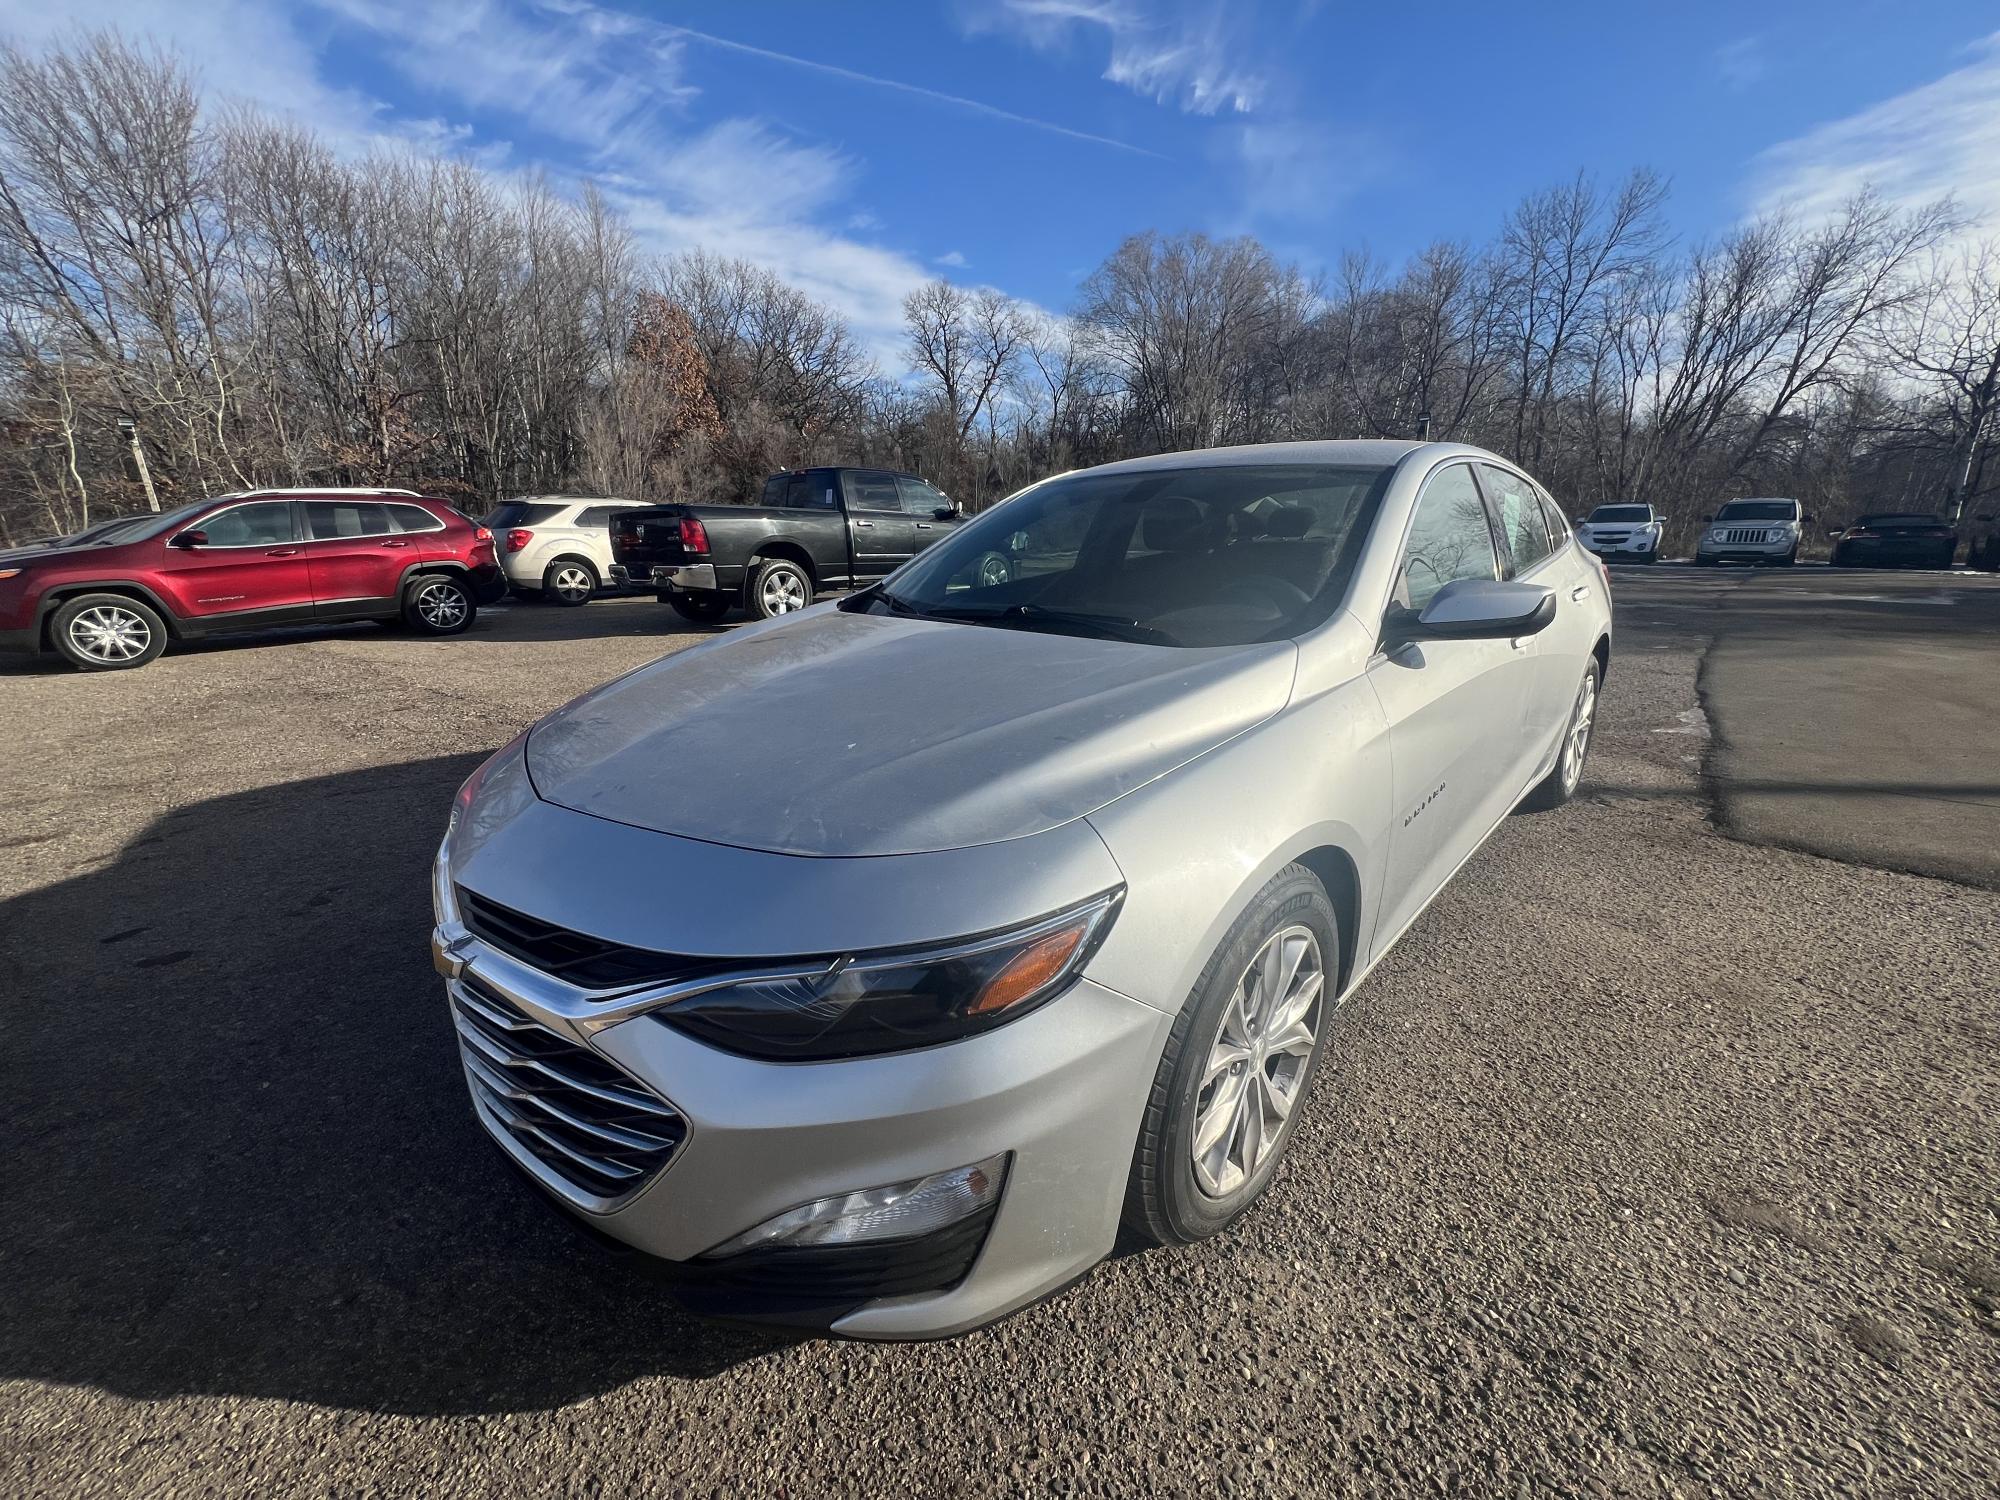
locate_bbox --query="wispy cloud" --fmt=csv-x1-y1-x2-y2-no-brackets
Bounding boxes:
1714,36,1766,92
1748,31,2000,230
935,250,970,267
963,0,1267,115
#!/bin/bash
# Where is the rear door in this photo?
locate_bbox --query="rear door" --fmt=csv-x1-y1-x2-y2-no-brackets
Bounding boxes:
1366,462,1540,947
841,470,914,576
301,499,414,609
158,500,314,621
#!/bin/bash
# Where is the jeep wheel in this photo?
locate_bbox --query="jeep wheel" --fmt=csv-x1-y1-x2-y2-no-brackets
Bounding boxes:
404,575,476,635
50,593,168,672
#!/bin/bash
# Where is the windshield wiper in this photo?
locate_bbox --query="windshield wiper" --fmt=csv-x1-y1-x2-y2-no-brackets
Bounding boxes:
840,581,924,617
921,602,1176,646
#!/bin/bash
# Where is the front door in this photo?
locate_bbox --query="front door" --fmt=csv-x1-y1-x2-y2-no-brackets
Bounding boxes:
157,500,314,622
897,475,962,553
842,470,914,577
1367,461,1538,948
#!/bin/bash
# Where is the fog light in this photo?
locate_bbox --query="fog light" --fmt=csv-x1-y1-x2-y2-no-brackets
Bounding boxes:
702,1153,1008,1257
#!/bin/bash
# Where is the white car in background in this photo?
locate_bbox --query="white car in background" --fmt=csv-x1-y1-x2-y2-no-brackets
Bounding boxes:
485,496,649,605
1576,503,1663,563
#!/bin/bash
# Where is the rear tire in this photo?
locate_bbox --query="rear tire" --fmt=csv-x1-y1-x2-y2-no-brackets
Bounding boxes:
746,557,812,620
542,557,597,606
669,591,732,623
1519,657,1601,813
50,593,168,672
1123,865,1339,1247
403,574,475,635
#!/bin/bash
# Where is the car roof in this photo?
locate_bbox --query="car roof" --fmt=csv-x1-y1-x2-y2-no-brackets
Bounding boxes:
1074,439,1460,479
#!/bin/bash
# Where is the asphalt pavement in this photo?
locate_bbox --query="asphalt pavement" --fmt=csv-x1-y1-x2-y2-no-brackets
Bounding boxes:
1,575,1995,1497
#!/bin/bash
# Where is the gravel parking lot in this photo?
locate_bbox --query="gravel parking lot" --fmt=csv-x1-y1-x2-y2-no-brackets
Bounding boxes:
3,573,1996,1498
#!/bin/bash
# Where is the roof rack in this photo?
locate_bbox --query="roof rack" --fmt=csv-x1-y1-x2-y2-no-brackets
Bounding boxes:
215,486,425,499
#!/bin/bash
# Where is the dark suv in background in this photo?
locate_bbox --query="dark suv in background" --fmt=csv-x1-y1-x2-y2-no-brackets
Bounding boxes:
610,466,964,622
0,488,504,671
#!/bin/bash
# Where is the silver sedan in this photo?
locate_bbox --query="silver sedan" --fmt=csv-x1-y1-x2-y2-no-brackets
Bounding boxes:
431,440,1613,1338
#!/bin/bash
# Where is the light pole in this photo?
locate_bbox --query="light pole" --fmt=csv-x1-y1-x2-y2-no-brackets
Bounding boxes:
116,415,160,512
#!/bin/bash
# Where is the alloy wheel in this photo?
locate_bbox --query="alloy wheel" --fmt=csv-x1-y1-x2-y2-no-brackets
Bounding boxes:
551,564,593,603
761,569,807,614
976,554,1011,588
1561,670,1598,792
417,581,468,629
1190,925,1324,1199
67,604,152,663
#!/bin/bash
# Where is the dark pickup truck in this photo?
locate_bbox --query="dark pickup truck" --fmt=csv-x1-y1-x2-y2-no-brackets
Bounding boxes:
609,467,965,622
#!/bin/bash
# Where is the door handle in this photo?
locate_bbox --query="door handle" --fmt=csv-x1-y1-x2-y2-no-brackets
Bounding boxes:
1570,585,1590,601
265,548,300,556
915,522,933,530
379,540,411,548
853,520,875,529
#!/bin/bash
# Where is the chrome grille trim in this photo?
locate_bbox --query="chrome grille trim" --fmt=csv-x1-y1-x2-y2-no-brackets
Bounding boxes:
450,974,687,1209
1721,527,1774,544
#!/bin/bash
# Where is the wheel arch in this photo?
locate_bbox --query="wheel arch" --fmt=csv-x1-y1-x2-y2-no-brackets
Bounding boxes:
545,552,600,583
1289,844,1363,997
747,542,816,588
1592,632,1611,683
36,581,183,646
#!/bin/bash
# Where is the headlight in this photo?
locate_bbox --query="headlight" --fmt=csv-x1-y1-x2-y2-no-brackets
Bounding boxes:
658,891,1122,1061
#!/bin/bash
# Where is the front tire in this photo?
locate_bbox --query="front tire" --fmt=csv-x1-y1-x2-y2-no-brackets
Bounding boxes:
50,593,168,671
403,574,476,635
1519,657,1601,813
542,557,597,606
1124,865,1339,1247
746,557,812,620
669,591,732,623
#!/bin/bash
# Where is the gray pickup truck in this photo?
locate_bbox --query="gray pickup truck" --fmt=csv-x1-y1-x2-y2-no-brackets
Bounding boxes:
609,467,967,622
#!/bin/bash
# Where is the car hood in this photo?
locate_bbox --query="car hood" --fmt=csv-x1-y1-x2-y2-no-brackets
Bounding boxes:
526,608,1298,856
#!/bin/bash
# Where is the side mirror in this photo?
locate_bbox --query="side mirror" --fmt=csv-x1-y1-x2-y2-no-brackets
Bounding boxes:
932,505,956,521
171,529,208,549
1385,579,1557,645
1802,513,1816,524
1007,529,1030,556
1700,513,1714,523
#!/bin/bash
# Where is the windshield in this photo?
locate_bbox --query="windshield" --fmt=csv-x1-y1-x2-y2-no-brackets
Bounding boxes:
1717,500,1797,521
1856,513,1939,526
857,463,1394,648
1588,505,1652,523
483,501,566,527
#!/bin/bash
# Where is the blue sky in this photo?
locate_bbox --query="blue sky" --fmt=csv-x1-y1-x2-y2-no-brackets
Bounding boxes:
7,0,1999,359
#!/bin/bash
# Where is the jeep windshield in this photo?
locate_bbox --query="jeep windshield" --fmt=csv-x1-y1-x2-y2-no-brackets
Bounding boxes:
849,463,1394,649
1716,501,1797,521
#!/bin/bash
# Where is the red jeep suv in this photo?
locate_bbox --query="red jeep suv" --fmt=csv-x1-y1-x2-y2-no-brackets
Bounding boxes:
0,488,505,671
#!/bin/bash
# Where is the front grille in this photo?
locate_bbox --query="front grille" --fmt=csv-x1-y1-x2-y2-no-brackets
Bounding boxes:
452,976,686,1203
457,886,719,989
1721,527,1773,545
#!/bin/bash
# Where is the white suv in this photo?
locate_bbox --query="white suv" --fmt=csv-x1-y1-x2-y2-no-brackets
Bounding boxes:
485,497,649,605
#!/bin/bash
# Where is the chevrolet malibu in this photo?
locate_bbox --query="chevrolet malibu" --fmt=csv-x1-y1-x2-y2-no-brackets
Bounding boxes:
431,440,1612,1338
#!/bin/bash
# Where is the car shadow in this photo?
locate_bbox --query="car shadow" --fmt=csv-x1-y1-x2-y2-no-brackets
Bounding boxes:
0,754,791,1416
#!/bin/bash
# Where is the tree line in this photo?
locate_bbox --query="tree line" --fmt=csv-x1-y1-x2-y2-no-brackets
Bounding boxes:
3,31,1995,551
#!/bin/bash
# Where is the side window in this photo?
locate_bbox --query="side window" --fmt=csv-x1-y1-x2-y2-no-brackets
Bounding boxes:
845,470,903,511
1480,465,1552,572
1397,464,1499,611
202,502,298,547
1535,489,1571,552
896,476,941,516
785,474,836,509
763,475,791,507
575,506,617,529
387,504,444,533
303,501,391,540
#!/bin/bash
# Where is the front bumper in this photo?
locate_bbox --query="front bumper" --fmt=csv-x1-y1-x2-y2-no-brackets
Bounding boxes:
1581,534,1659,560
1697,534,1794,562
430,801,1169,1338
0,624,38,654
